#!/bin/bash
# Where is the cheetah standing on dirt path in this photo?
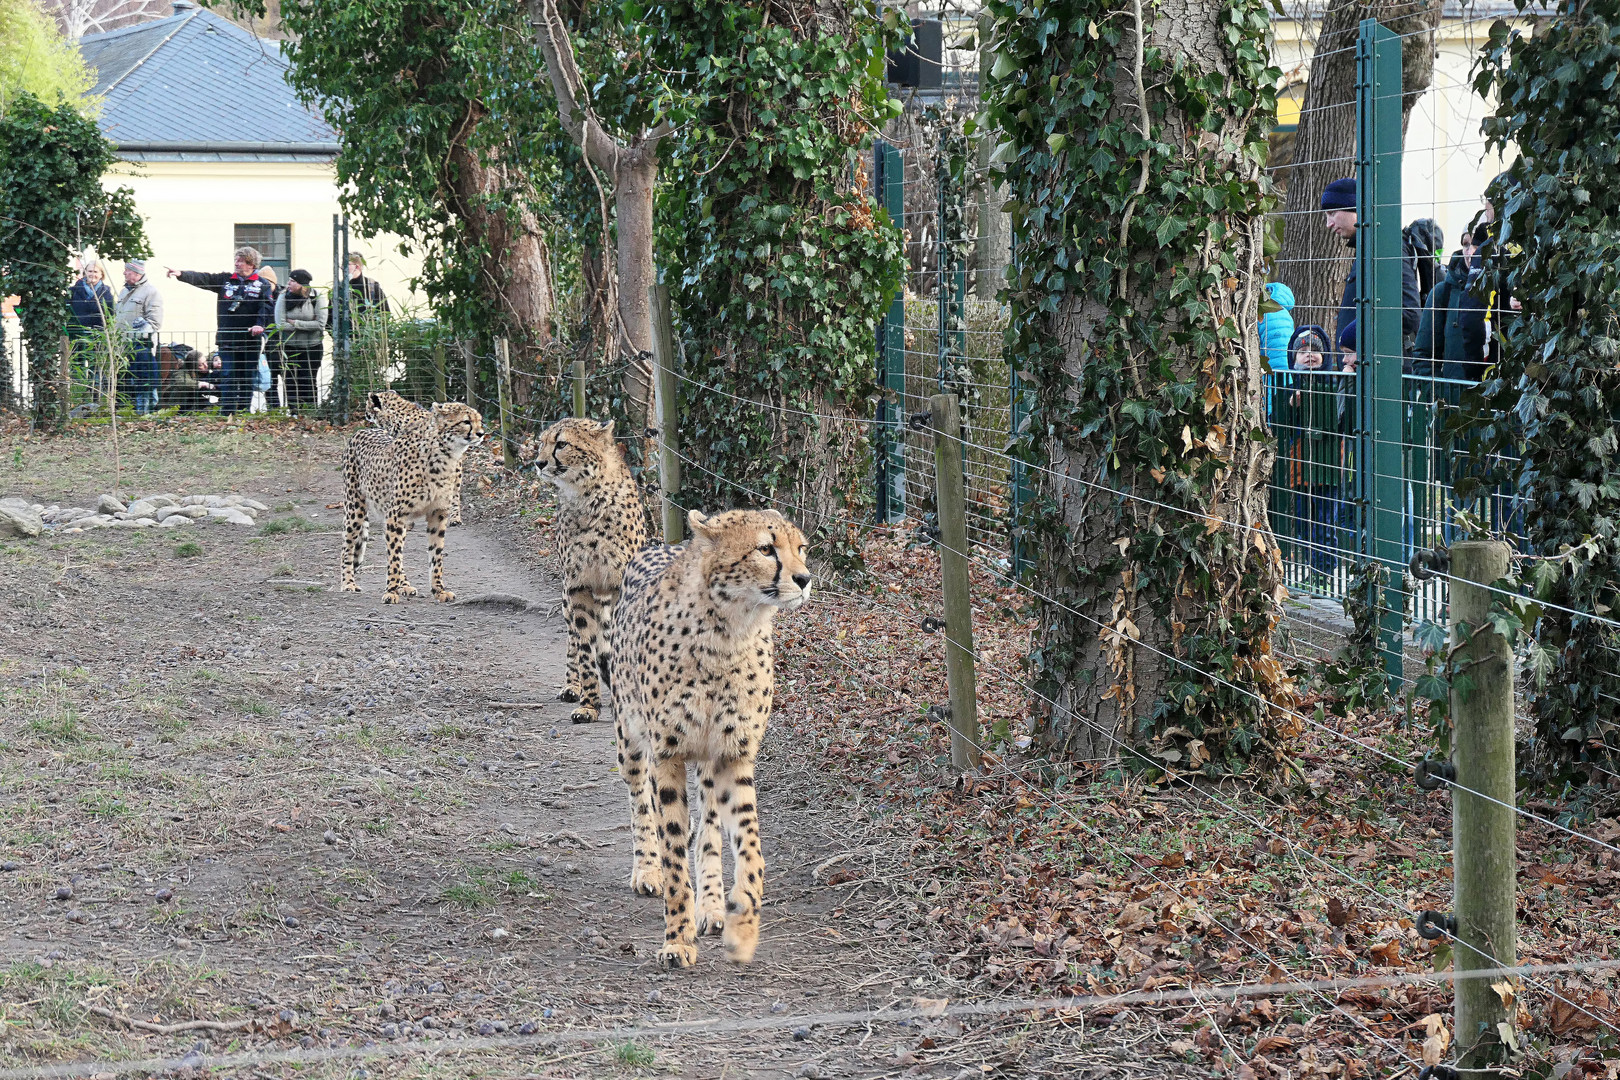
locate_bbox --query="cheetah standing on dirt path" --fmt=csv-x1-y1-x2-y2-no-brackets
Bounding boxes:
525,417,647,724
366,390,469,526
341,401,484,604
603,508,811,968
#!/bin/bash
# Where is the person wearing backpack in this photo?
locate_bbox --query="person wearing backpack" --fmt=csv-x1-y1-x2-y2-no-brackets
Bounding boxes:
274,269,327,415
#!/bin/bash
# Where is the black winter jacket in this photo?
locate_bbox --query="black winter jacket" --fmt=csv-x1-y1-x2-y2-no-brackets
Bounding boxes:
1414,253,1492,383
175,271,276,346
1335,234,1422,366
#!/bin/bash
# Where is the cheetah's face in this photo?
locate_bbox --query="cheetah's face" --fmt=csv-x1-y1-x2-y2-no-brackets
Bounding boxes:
689,509,811,612
366,389,413,426
533,418,615,492
431,402,485,453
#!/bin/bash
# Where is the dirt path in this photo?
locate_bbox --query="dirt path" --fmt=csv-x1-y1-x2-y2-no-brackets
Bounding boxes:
2,426,1069,1079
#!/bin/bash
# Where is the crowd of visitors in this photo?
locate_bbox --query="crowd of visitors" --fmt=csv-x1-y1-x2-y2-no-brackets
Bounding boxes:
1262,171,1515,583
61,247,388,417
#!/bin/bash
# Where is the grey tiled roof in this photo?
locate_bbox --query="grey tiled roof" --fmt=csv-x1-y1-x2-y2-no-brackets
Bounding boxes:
79,3,336,154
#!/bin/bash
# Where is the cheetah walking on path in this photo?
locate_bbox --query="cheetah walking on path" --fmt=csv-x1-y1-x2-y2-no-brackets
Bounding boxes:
526,418,647,724
604,509,811,968
366,390,468,526
340,401,484,604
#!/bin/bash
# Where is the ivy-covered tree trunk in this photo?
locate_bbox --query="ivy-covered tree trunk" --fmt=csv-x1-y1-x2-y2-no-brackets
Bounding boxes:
650,1,903,551
988,0,1296,772
1275,0,1442,331
1469,1,1620,782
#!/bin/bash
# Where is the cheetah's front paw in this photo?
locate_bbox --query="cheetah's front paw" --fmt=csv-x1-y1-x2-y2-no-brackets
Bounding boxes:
657,941,699,969
395,583,419,598
433,588,455,603
383,591,403,604
341,582,360,593
629,863,663,897
570,706,599,724
557,687,581,703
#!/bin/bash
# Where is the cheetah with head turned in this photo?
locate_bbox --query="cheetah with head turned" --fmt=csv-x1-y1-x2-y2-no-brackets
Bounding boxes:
524,417,647,724
367,390,468,526
341,401,484,604
604,508,810,968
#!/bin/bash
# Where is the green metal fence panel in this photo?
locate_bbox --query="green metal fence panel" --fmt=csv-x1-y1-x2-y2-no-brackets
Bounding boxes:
1356,18,1407,685
876,140,907,523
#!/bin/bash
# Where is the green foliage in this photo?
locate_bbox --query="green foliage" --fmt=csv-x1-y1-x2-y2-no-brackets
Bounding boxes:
0,0,95,116
262,0,561,343
0,92,148,423
1462,0,1620,782
648,0,905,558
985,0,1291,771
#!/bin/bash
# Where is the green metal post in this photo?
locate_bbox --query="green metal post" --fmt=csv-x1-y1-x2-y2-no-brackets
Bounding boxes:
1356,19,1406,685
877,141,906,523
572,359,587,418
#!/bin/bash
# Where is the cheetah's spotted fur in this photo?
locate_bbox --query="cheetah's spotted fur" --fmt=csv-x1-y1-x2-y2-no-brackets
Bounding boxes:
524,418,647,724
604,508,811,968
341,402,484,604
367,390,467,526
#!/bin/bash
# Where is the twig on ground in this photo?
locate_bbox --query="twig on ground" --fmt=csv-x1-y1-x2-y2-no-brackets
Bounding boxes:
87,1004,257,1035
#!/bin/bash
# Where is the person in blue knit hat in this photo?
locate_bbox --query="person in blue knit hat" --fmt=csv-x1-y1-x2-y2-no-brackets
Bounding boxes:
1321,177,1420,369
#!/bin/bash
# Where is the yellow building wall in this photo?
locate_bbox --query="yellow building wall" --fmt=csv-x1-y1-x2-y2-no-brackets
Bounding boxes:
1271,18,1518,254
99,157,427,339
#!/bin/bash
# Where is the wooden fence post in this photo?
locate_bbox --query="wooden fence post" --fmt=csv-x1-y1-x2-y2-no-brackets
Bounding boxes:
649,284,682,544
58,336,71,426
433,341,447,403
929,392,980,771
572,359,587,419
1449,539,1516,1070
462,340,477,411
494,337,516,470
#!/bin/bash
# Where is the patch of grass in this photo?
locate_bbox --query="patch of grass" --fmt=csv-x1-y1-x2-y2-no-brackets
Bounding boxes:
614,1042,655,1067
439,883,493,909
27,711,85,743
362,818,391,835
229,696,272,717
78,790,131,818
501,869,534,890
174,541,203,558
485,839,519,853
429,723,468,740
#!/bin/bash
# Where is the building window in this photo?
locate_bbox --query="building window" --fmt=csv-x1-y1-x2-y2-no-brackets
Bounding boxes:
234,224,291,281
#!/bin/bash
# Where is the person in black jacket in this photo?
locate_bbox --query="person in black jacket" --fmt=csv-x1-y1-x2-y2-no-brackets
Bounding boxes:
1321,177,1421,368
167,247,275,415
1413,185,1516,386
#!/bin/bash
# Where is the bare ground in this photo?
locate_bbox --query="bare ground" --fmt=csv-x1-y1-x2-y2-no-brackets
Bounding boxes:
0,421,1176,1080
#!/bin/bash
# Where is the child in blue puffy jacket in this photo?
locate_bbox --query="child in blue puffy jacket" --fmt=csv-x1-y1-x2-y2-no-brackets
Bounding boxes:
1260,282,1296,371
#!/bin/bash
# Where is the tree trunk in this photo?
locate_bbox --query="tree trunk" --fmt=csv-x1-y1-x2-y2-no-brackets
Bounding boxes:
995,0,1295,771
613,149,657,427
446,116,554,409
1276,0,1443,334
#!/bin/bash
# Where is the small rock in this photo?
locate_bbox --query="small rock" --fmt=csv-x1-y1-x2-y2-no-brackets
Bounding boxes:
299,1035,315,1048
65,908,86,923
476,1022,496,1036
158,515,195,528
284,915,300,928
379,1002,396,1019
154,887,173,902
173,937,192,948
426,982,444,994
53,886,73,901
380,1023,398,1038
517,1021,537,1035
792,1026,812,1041
279,1008,298,1025
97,494,126,514
419,1016,439,1030
126,499,161,518
323,830,338,845
796,1066,824,1080
770,1001,788,1014
645,989,662,1004
1,861,18,871
208,507,257,526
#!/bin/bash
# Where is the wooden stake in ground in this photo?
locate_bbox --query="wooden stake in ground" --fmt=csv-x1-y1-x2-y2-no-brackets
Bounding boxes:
1449,539,1516,1068
494,336,516,470
650,284,681,544
929,392,980,771
572,359,586,419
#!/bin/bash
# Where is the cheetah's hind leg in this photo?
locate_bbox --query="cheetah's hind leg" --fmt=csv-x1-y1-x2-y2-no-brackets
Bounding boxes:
564,586,605,723
340,470,368,592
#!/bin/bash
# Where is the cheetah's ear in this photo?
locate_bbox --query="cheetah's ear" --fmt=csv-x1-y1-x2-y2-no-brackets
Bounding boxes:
688,510,719,540
367,391,383,410
762,509,787,523
593,418,615,440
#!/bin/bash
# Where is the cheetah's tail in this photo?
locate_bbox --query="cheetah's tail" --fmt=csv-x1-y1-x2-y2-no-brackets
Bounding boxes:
596,646,614,703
